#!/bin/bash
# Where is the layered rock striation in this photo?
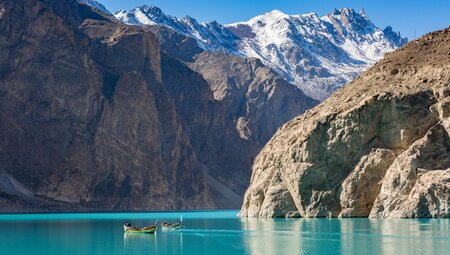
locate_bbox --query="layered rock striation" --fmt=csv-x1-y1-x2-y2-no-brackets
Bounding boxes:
240,27,450,218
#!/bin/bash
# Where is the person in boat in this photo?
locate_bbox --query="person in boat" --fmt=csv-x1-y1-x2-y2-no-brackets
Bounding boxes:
124,222,157,234
161,221,182,229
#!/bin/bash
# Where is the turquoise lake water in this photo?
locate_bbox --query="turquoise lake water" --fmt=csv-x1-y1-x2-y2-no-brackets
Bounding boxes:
0,210,449,255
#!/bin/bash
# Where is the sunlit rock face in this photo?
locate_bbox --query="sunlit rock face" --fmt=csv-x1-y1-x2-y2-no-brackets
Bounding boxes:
240,27,450,218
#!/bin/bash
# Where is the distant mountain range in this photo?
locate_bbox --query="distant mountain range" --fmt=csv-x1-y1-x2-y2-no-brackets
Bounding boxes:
115,6,407,100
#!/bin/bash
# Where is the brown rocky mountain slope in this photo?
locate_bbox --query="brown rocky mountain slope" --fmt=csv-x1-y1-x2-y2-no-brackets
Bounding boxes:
0,0,317,212
0,0,255,211
148,26,319,149
0,0,213,210
240,26,450,218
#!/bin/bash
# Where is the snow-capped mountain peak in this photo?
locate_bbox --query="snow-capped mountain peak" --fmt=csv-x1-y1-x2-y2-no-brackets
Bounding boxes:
115,5,240,53
266,9,286,16
229,9,288,30
181,15,198,24
78,0,112,16
383,25,409,46
359,8,368,18
115,6,407,101
115,5,174,26
254,9,287,20
323,7,376,36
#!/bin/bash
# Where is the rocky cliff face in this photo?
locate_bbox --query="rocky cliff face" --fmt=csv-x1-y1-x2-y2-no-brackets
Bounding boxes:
0,0,315,212
189,52,318,147
0,0,253,211
240,27,450,218
148,26,318,151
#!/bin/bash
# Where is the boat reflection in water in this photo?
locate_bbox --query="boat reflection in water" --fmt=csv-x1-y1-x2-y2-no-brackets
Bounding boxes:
123,231,158,253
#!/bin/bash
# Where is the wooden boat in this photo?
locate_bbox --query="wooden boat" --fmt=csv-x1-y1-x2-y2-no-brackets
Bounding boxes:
161,222,182,230
123,222,157,234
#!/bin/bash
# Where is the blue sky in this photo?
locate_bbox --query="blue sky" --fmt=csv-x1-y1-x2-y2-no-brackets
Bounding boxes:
97,0,450,40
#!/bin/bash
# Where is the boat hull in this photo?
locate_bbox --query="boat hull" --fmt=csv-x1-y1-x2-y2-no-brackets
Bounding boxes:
161,223,182,231
124,226,156,234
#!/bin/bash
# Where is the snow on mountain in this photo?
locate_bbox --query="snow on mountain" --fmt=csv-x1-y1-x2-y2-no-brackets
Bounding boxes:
227,8,407,100
115,6,407,101
115,6,240,53
78,0,112,16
